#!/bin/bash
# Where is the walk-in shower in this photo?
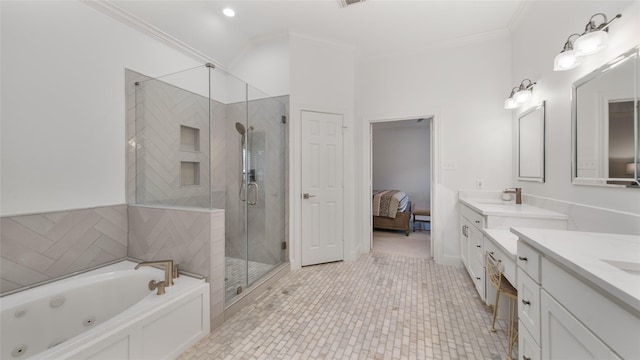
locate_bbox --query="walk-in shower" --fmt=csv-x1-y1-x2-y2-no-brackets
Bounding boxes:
132,63,288,304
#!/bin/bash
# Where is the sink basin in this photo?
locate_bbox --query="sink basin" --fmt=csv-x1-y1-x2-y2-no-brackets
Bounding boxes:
602,259,640,276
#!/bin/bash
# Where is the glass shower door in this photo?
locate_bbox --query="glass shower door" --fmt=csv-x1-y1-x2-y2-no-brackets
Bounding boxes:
245,85,286,287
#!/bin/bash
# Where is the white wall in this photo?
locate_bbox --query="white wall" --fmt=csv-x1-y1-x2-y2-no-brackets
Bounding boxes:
0,1,205,216
511,0,640,215
228,35,290,98
289,33,357,268
359,34,513,263
372,122,431,206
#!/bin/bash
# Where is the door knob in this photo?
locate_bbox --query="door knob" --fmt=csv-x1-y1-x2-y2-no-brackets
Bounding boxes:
303,193,316,199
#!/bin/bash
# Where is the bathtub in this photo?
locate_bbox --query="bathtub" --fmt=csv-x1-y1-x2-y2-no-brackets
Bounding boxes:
0,260,210,360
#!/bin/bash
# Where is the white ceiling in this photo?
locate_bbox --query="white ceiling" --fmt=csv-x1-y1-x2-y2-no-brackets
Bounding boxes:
112,0,526,67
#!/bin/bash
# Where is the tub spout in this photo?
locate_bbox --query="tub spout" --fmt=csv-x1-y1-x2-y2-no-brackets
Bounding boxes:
135,260,174,287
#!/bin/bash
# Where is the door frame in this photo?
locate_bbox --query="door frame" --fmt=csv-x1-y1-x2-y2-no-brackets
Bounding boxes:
365,114,440,261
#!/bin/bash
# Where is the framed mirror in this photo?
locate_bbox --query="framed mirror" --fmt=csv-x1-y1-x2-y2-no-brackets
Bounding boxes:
518,102,545,182
572,45,639,187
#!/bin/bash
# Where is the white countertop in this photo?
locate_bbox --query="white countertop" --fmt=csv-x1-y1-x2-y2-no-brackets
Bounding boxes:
482,228,518,257
511,227,640,314
460,198,568,220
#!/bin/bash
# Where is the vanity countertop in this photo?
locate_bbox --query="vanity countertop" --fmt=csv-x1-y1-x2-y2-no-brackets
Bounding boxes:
482,228,518,257
460,198,568,220
511,227,640,314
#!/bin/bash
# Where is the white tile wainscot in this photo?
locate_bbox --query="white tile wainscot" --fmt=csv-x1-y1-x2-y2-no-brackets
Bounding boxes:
512,227,640,360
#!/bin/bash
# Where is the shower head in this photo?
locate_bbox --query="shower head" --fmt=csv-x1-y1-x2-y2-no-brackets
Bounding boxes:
235,122,246,135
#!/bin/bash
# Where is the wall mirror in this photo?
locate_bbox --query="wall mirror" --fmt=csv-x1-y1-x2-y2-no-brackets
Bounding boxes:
518,102,545,182
572,45,639,187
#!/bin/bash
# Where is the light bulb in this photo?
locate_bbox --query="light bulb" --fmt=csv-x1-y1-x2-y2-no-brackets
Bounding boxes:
553,50,583,71
514,89,531,103
504,97,519,109
574,31,608,56
223,8,235,17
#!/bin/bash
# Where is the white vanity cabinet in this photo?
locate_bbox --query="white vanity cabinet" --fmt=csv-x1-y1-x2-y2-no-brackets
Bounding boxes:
460,204,485,299
458,198,567,303
514,228,640,360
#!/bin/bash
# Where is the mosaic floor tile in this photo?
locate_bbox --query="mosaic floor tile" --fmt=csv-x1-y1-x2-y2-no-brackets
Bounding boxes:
180,252,512,359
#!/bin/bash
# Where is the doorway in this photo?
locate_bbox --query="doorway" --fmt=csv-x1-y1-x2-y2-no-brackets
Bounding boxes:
369,117,434,258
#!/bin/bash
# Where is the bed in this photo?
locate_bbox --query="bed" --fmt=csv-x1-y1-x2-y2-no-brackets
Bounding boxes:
372,190,412,236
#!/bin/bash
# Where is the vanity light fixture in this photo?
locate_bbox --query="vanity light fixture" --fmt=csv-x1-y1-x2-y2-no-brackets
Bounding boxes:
553,13,621,71
553,34,583,71
574,13,621,56
504,79,536,109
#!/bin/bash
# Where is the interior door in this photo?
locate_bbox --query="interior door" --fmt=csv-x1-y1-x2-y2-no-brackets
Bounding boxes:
301,110,343,266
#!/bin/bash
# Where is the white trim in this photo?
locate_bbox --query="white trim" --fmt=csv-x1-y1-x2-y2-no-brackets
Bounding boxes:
82,0,226,70
364,111,443,263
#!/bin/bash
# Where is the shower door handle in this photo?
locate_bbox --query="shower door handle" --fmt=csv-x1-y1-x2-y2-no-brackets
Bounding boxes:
248,182,259,205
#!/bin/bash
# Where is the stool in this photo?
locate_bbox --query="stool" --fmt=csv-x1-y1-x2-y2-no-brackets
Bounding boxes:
412,203,430,232
486,253,518,360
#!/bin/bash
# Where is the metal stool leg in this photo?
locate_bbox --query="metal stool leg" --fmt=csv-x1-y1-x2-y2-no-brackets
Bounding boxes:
490,287,501,332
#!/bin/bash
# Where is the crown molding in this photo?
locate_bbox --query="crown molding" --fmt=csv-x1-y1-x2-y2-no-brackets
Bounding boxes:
81,0,226,70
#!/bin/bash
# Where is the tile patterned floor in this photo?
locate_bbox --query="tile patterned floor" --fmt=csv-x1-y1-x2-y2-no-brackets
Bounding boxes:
225,257,277,302
181,252,510,360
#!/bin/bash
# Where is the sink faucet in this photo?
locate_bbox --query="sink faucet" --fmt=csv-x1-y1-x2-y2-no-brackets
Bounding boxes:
503,188,522,204
134,260,174,287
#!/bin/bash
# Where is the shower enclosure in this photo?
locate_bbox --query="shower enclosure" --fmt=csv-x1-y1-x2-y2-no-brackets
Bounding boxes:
132,64,288,304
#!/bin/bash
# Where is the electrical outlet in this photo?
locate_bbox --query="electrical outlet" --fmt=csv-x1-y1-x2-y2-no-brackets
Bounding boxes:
476,179,484,189
443,160,457,170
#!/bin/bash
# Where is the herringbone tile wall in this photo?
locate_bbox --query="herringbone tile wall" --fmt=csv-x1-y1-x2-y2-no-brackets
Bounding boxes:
127,205,226,328
0,204,128,294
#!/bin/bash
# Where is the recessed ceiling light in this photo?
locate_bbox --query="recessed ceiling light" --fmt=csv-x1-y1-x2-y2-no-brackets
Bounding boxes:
223,8,235,17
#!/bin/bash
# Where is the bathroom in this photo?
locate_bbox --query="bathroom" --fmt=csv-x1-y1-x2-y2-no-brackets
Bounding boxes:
2,0,639,359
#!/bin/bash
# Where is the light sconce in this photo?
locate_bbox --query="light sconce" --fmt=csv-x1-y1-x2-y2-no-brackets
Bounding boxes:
504,79,536,109
553,34,583,71
553,13,621,71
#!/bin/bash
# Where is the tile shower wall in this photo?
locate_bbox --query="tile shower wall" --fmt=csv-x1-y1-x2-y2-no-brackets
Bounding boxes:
225,96,288,267
134,77,212,208
0,204,128,293
127,205,226,328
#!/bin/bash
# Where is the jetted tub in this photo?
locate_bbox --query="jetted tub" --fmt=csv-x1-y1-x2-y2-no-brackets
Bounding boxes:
0,260,210,360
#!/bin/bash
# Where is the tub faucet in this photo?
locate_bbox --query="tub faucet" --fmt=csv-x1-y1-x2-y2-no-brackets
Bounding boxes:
134,260,174,287
503,188,522,204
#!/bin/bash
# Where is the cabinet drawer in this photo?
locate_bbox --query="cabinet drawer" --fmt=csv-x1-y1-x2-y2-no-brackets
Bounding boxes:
484,238,516,286
460,204,485,228
517,241,541,283
469,257,485,301
518,267,540,345
519,323,541,360
470,228,484,264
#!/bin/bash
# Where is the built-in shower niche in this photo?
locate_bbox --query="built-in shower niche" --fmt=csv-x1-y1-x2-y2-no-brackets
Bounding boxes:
180,161,200,186
180,125,200,152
